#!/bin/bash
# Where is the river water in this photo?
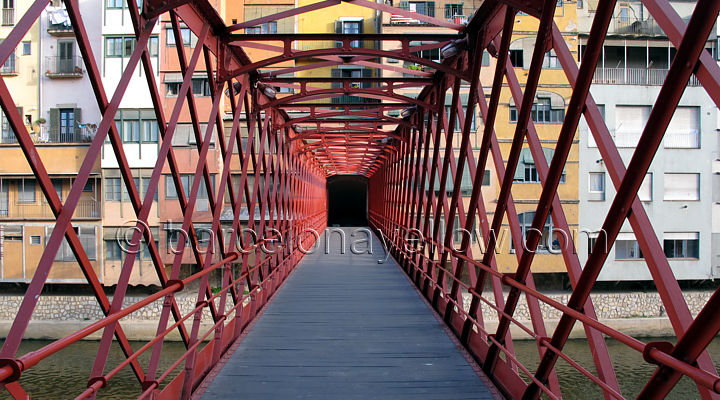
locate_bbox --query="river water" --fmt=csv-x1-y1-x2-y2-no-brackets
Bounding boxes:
1,337,718,399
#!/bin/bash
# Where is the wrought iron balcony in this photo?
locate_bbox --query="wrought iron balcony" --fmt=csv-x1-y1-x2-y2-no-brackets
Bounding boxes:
44,55,84,79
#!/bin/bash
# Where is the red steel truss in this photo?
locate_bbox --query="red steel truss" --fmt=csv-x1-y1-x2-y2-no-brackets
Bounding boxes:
0,0,719,399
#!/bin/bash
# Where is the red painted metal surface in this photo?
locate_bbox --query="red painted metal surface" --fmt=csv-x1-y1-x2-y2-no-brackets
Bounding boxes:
0,0,718,399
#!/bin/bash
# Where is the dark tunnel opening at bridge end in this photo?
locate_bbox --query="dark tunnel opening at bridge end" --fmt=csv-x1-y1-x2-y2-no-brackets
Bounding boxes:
327,175,368,226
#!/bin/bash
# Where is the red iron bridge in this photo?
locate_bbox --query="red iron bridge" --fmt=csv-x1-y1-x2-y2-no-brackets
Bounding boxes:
1,0,720,398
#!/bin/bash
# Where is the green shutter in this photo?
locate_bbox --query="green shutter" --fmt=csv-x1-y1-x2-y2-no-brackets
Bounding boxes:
334,20,342,48
427,1,435,17
331,68,342,89
49,108,59,135
74,108,82,136
399,1,409,10
362,68,372,88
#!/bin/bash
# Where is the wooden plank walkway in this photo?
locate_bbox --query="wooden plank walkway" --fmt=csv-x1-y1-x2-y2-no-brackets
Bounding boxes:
199,227,499,399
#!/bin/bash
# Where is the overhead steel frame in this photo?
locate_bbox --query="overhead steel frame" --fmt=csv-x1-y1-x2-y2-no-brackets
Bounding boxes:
369,1,720,400
0,0,718,399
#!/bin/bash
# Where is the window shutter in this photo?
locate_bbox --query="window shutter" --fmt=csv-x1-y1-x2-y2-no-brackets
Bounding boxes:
49,108,59,134
362,68,372,88
331,68,342,89
334,20,343,48
74,108,82,136
514,160,525,181
427,1,435,17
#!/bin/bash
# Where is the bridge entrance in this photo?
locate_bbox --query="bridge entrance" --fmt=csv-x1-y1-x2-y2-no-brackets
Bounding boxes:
327,175,368,226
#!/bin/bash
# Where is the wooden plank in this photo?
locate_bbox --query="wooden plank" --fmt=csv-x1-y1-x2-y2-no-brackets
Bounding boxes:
199,228,497,399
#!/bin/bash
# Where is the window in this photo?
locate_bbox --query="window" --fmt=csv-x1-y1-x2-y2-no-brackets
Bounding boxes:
514,148,566,183
638,173,652,201
445,105,476,132
664,233,699,259
165,27,191,46
106,0,123,8
21,41,30,55
2,225,21,241
2,0,14,26
1,50,15,73
513,211,560,252
664,106,700,148
18,178,35,203
106,35,158,58
510,97,564,124
335,19,363,48
0,181,7,216
166,78,211,97
543,50,560,69
105,177,121,201
664,173,700,201
105,239,123,260
122,177,140,201
407,1,436,17
589,172,605,193
165,174,214,211
123,37,134,57
105,37,123,57
52,226,96,261
444,3,463,18
30,235,41,245
50,179,63,201
509,49,523,68
482,170,491,186
615,105,650,147
192,78,211,96
615,233,643,259
115,110,159,142
83,179,95,193
59,108,75,139
414,44,440,62
586,104,605,147
245,22,277,34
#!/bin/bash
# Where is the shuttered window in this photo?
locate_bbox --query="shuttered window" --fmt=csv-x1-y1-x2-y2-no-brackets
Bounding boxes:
664,106,700,148
614,105,650,147
663,173,700,201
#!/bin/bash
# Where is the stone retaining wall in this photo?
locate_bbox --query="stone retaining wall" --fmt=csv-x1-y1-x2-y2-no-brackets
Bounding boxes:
463,290,711,321
0,290,711,323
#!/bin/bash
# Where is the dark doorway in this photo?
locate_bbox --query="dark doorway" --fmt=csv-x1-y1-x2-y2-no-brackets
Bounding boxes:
327,175,368,226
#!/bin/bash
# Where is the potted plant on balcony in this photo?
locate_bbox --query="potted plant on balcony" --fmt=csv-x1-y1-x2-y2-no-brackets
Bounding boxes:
32,117,46,143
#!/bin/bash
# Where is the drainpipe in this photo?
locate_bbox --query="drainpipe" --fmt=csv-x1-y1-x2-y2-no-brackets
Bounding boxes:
38,6,42,138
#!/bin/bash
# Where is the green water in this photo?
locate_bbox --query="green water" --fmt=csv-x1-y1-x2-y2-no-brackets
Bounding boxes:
1,337,718,399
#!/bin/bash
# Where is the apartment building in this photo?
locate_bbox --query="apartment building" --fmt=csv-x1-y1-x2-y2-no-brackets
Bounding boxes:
100,0,162,285
381,1,579,276
0,0,104,283
577,1,720,280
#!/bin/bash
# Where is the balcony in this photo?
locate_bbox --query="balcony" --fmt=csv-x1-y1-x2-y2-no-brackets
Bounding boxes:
37,127,94,144
593,67,700,86
386,3,467,25
0,199,100,219
2,8,14,26
1,55,17,76
44,55,83,79
611,16,665,36
47,22,73,36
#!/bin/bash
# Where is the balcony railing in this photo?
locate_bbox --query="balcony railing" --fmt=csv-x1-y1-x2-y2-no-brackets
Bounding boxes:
593,67,701,86
2,8,14,26
47,22,73,36
0,199,100,219
387,4,467,25
37,127,94,143
44,55,84,78
0,56,16,75
612,16,665,36
612,131,701,149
